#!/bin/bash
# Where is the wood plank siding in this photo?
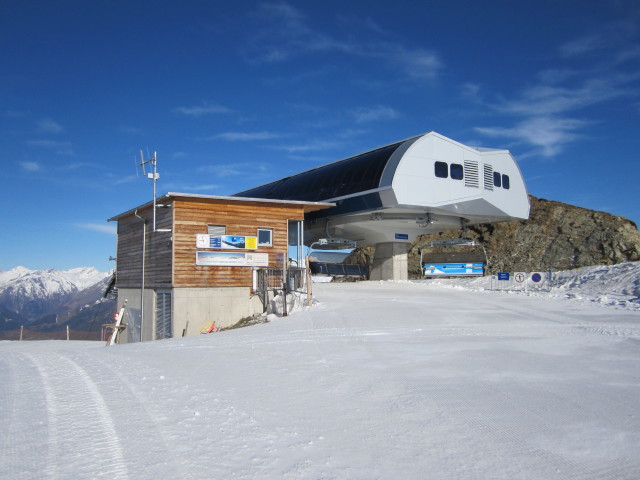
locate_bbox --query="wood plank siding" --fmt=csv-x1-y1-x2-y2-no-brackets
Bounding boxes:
173,198,305,287
114,195,317,289
115,203,173,289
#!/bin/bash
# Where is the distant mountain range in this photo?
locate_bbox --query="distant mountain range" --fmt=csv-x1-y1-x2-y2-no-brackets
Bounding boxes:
5,195,639,337
0,266,115,339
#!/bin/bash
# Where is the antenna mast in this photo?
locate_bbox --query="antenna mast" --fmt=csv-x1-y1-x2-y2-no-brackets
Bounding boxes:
139,150,160,232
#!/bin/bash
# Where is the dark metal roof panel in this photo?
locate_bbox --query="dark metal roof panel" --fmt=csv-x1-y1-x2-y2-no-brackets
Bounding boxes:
234,134,423,202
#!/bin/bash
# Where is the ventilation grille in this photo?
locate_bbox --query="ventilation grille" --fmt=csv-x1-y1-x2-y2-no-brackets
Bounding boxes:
155,291,172,340
484,164,494,190
208,225,226,235
464,160,479,188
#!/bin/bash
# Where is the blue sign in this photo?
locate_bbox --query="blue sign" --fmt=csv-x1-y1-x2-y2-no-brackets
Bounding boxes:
395,233,409,240
423,263,484,277
497,272,510,281
531,272,542,283
206,235,257,250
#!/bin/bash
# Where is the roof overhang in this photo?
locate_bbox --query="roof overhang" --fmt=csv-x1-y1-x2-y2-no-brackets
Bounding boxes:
108,192,335,222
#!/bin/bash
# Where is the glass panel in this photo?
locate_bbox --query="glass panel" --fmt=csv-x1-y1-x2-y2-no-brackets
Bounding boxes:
493,171,502,188
434,161,448,178
450,163,464,180
124,308,141,343
288,220,300,246
234,140,406,201
288,220,305,268
257,228,272,246
502,174,510,189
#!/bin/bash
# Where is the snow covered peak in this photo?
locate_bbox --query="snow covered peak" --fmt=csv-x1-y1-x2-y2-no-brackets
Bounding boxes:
56,267,110,290
0,266,32,283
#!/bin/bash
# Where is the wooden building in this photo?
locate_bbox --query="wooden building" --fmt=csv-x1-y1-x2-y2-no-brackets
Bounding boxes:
108,193,333,342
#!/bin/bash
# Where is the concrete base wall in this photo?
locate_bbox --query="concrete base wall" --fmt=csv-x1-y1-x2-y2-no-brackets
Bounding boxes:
370,242,409,281
116,287,264,342
173,287,263,336
115,289,155,342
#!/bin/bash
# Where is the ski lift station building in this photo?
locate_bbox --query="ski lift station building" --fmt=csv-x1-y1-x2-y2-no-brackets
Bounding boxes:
236,131,530,280
109,194,333,341
109,131,529,341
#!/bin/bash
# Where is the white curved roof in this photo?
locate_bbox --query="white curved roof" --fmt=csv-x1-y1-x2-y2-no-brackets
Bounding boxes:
236,131,530,246
390,132,529,219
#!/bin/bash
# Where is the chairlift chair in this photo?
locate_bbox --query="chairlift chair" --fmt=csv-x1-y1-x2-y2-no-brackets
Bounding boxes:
420,238,488,277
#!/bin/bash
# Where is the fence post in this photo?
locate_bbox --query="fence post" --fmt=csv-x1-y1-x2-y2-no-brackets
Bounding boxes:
20,325,24,341
306,256,312,307
66,325,70,341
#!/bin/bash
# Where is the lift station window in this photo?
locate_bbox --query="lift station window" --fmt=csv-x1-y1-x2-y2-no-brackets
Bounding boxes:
489,170,510,190
434,161,448,178
493,171,502,188
450,163,464,180
257,228,273,247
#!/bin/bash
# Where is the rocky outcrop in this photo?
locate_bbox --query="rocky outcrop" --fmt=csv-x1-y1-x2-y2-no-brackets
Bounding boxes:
408,196,640,277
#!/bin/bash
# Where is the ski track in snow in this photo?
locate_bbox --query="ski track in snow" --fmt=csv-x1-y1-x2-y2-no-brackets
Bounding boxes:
15,351,129,479
0,346,193,480
74,353,189,480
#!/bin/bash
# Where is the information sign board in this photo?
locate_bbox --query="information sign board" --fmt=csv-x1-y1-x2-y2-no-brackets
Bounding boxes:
423,263,484,276
195,234,257,250
196,251,268,267
497,272,510,281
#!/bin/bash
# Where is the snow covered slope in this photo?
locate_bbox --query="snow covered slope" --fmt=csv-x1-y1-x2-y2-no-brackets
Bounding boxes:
1,263,639,479
0,266,111,322
424,261,640,311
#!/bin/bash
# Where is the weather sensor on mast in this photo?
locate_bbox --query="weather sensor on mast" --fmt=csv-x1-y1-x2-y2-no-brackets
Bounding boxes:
139,150,170,233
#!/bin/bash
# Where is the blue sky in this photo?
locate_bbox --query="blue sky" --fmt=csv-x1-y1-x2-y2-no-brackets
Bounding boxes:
2,0,639,272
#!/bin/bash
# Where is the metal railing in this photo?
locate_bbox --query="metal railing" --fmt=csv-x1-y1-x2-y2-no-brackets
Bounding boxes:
308,262,368,278
255,267,306,312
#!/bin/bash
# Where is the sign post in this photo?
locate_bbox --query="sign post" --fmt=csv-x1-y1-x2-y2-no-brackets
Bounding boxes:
306,255,312,307
282,252,288,317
